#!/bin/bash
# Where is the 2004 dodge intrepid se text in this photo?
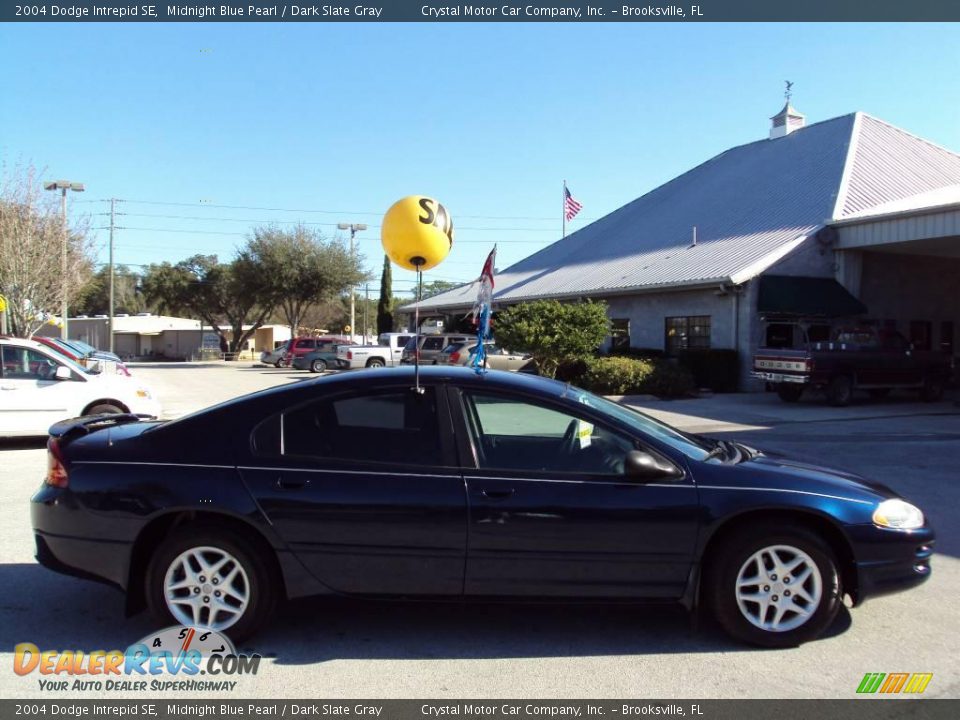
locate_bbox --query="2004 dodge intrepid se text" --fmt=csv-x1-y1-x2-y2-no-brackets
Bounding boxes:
31,367,934,647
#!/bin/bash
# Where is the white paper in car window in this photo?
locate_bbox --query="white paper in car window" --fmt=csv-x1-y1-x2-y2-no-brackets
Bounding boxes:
576,420,593,449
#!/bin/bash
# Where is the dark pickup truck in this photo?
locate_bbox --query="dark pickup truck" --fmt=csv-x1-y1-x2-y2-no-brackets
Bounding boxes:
752,327,953,406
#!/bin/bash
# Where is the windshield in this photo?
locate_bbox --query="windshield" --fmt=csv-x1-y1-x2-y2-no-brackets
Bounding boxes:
571,387,712,461
68,339,97,354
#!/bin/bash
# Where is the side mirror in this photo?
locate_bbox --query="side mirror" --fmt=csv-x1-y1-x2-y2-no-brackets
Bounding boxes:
54,366,72,381
624,450,683,481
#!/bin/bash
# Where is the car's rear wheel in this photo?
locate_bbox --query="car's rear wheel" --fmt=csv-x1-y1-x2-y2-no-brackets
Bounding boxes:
86,402,124,416
776,384,803,403
146,526,276,642
366,358,385,368
707,524,841,647
826,375,853,406
310,359,327,373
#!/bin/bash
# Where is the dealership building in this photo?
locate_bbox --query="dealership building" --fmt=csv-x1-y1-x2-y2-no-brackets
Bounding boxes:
406,106,960,387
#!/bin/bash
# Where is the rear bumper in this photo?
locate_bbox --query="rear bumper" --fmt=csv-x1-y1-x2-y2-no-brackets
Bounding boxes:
752,371,808,384
31,487,131,590
846,524,935,605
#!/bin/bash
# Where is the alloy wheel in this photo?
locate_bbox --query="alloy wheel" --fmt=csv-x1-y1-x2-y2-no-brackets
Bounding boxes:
734,544,822,632
163,546,250,631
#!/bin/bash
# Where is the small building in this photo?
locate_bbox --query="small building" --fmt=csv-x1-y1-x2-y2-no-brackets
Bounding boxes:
39,314,292,360
404,107,960,388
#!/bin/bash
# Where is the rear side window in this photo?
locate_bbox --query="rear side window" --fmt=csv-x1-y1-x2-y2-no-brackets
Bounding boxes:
282,389,441,464
422,337,446,351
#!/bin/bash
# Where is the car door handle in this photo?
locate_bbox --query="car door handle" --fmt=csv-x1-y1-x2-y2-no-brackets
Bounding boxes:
276,477,310,490
480,488,515,500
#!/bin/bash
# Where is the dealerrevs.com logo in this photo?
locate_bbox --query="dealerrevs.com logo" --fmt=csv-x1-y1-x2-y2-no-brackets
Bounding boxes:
14,626,261,692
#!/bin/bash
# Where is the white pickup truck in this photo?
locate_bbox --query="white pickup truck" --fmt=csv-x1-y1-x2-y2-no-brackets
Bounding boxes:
336,332,414,369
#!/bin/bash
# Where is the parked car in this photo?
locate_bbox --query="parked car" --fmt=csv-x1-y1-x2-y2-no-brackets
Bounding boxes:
0,337,160,436
400,333,471,365
32,366,932,647
275,336,352,368
32,336,132,377
259,341,288,368
292,344,351,373
753,327,953,406
436,341,532,371
337,332,414,369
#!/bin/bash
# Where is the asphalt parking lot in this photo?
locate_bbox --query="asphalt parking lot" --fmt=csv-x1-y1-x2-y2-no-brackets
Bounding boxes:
1,362,958,699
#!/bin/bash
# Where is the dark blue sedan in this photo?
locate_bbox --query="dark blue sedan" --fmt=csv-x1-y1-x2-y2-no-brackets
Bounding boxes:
31,367,933,647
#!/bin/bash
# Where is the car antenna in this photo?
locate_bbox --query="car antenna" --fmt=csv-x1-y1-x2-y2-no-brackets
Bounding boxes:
411,261,424,395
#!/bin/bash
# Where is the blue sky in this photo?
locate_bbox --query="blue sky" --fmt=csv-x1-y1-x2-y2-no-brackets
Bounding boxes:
1,22,958,296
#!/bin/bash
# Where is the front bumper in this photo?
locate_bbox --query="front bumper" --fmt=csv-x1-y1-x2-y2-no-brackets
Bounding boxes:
846,524,935,604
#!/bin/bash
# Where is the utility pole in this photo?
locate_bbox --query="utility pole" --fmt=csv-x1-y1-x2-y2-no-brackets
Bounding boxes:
363,283,369,344
337,223,367,341
43,180,85,338
108,198,116,353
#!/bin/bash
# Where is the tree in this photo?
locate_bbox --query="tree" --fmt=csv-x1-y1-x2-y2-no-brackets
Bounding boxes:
0,163,95,337
73,265,149,316
141,254,270,356
495,299,610,378
377,255,394,334
411,279,460,299
244,225,366,335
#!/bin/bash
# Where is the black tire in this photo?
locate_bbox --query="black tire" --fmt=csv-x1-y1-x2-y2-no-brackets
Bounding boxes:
776,384,803,403
826,376,853,407
86,402,124,416
868,388,891,400
366,358,385,368
274,361,282,368
145,525,277,643
707,523,842,648
310,359,327,373
921,377,945,402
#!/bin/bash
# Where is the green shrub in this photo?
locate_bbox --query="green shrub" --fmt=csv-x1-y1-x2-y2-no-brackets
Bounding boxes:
576,356,695,398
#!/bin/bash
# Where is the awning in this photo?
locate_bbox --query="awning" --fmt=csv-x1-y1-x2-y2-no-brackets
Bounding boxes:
757,275,868,318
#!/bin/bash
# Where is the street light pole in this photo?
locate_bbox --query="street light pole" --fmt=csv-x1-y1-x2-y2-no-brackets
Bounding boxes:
337,223,367,341
44,180,85,339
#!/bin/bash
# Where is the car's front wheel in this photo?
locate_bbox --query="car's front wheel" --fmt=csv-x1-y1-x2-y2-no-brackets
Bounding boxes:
146,525,277,642
366,358,385,368
707,524,841,647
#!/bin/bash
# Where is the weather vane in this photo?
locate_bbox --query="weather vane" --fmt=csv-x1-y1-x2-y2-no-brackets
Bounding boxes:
785,80,794,103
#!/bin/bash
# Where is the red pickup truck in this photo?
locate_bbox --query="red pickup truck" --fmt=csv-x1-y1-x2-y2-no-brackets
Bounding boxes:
753,327,952,406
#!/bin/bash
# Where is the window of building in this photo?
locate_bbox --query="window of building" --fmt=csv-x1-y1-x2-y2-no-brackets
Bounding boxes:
665,316,711,354
909,321,932,351
281,388,441,464
610,318,630,351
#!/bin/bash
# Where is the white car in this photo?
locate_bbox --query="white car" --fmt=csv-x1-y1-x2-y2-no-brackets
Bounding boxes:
0,338,161,437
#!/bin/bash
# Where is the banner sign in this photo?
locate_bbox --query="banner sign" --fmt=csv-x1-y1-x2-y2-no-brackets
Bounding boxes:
3,1,960,22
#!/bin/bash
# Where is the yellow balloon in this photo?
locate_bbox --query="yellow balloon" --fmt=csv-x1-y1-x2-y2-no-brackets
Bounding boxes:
381,195,454,271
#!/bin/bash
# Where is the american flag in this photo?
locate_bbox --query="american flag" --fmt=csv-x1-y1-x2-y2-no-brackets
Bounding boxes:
564,186,583,221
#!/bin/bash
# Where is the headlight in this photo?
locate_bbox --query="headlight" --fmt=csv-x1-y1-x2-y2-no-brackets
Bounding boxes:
873,499,924,530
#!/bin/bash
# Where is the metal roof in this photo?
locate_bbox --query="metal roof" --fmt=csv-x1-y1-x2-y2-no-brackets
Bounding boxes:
409,112,960,312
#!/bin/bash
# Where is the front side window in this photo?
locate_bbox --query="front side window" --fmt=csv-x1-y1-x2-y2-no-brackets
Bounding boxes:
665,316,711,354
0,347,61,381
282,388,441,465
462,392,637,475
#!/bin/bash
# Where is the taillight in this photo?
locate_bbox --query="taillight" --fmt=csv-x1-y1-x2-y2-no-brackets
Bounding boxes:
46,438,69,488
347,351,353,360
450,352,461,362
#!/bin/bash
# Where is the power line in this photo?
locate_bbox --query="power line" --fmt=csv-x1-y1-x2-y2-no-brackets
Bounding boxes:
108,226,547,242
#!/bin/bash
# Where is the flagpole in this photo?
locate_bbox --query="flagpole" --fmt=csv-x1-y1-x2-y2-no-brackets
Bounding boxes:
562,180,567,239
